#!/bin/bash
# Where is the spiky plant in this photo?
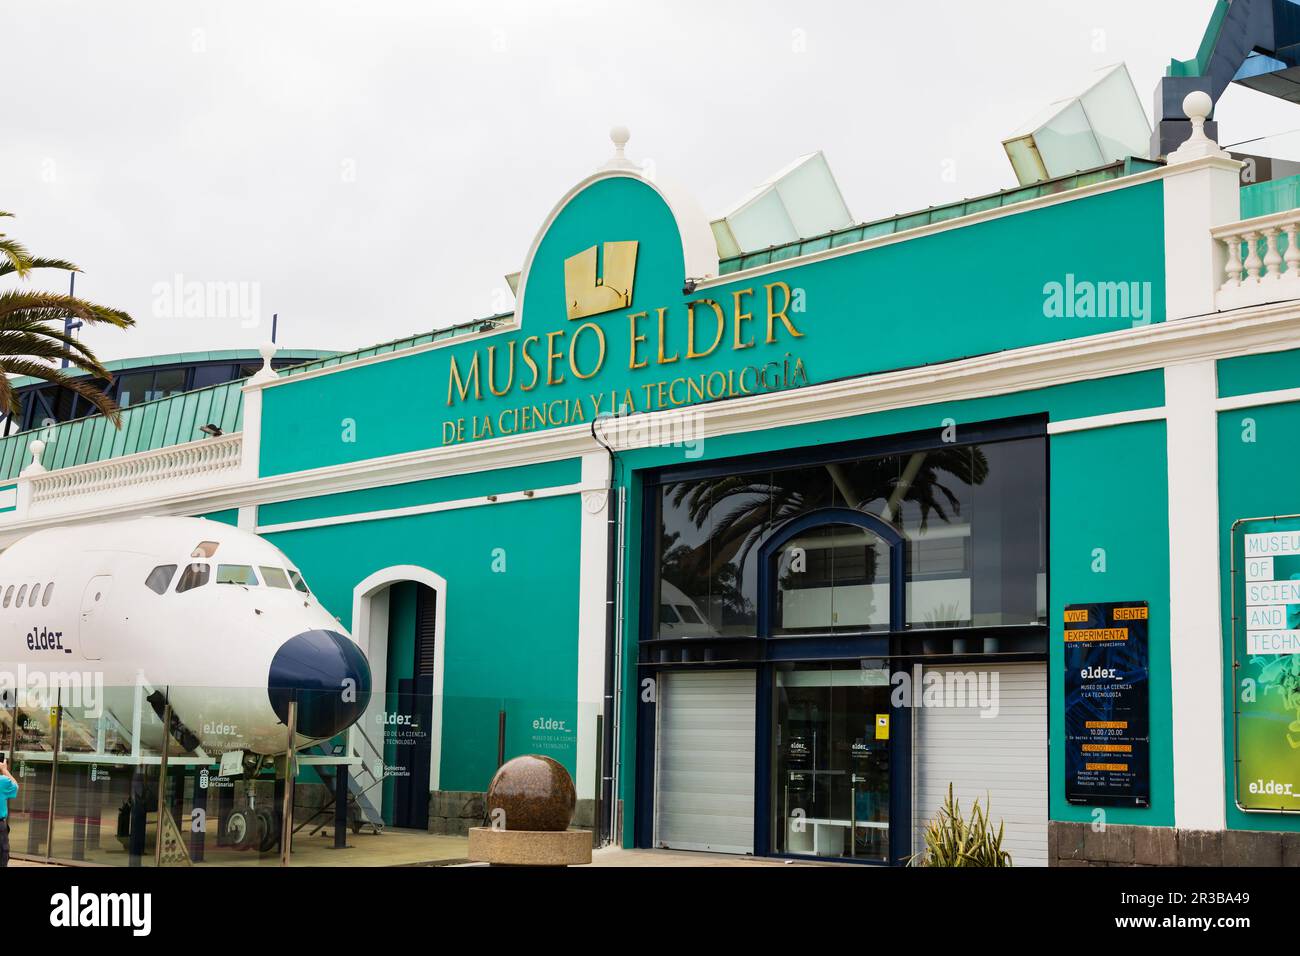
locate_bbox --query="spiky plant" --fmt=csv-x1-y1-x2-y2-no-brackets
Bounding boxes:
910,783,1013,867
0,211,134,426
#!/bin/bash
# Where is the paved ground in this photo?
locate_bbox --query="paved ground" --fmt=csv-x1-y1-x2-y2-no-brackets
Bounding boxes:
10,839,842,867
588,847,830,866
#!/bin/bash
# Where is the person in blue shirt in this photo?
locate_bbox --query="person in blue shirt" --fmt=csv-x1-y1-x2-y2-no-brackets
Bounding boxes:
0,759,17,867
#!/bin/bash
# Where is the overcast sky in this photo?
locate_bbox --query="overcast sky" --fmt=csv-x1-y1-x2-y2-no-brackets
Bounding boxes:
5,0,1299,363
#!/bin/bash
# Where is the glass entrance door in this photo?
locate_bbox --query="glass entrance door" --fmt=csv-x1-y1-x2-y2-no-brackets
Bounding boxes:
772,662,891,860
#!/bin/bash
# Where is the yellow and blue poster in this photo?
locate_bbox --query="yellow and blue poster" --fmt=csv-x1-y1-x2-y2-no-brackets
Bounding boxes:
1064,601,1151,807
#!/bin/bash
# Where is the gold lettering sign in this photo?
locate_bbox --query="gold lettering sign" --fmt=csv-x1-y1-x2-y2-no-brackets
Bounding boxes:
564,241,638,320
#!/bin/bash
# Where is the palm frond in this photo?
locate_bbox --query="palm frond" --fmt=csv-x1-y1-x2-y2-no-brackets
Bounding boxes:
0,290,134,329
0,255,80,279
0,358,122,425
0,237,32,279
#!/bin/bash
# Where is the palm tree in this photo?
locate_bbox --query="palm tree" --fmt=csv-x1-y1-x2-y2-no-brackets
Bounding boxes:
0,211,134,427
666,446,989,584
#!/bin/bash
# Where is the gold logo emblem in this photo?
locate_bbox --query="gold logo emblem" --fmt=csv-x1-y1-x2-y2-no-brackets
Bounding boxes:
564,240,638,320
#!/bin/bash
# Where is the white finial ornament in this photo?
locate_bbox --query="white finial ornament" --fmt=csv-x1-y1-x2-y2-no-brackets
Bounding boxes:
603,125,636,171
249,340,279,385
1168,91,1229,164
23,439,46,476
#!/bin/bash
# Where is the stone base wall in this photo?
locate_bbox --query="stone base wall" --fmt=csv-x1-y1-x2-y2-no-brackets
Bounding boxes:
1051,820,1300,866
427,790,484,836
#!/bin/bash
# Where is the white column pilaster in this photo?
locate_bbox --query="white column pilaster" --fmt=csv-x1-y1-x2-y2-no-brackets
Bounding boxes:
575,450,612,801
1165,359,1225,830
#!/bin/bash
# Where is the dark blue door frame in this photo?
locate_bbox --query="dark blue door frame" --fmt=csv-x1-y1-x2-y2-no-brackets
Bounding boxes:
753,508,910,863
635,506,915,862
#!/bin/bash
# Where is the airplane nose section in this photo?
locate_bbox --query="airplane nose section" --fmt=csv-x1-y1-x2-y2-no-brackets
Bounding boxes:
267,629,372,740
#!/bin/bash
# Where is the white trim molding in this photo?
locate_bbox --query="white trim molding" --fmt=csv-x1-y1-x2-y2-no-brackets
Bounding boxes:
1046,407,1167,435
351,565,448,794
255,480,598,536
1216,385,1300,413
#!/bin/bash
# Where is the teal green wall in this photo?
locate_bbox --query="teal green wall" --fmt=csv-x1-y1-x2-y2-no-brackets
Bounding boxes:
1216,392,1300,832
262,480,583,794
258,458,579,527
198,509,239,526
1049,421,1174,827
1218,347,1300,398
259,176,1165,477
616,371,1171,845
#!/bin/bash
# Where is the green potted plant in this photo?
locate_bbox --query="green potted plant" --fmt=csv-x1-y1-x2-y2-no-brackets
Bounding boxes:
909,783,1012,867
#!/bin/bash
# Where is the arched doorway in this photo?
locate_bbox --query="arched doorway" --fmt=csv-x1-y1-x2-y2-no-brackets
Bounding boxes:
352,566,447,830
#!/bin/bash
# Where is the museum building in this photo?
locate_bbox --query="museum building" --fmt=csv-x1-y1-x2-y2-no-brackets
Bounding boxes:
10,7,1300,863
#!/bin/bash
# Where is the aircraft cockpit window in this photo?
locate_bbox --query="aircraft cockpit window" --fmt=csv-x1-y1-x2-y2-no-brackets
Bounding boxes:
145,565,177,595
191,541,220,559
2,586,12,608
216,564,258,586
16,585,28,606
260,566,291,589
28,585,39,608
41,583,54,607
287,569,310,594
176,563,210,593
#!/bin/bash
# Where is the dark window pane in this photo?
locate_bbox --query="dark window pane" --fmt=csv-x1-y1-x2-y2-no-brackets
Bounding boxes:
117,371,152,408
176,563,210,592
145,565,176,595
148,368,187,402
969,438,1046,626
894,447,976,628
774,524,890,634
192,364,238,390
657,482,713,638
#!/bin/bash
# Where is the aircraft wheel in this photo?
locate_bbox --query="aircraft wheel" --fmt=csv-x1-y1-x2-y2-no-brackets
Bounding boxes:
256,808,279,852
224,810,257,851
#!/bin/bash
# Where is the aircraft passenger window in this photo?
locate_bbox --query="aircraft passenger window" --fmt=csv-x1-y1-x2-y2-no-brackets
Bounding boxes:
145,565,177,595
1,586,10,608
191,541,220,558
216,564,258,586
260,566,291,589
675,604,704,624
176,563,210,593
16,585,28,606
41,583,53,607
28,585,39,608
287,570,310,594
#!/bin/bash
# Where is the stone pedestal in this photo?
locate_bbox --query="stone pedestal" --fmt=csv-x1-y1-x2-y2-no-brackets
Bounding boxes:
467,827,592,866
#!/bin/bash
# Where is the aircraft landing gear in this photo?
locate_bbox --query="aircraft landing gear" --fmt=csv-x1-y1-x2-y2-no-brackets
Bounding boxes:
221,754,281,852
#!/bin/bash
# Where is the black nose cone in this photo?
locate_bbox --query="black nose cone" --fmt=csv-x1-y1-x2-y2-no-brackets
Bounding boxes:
268,629,372,740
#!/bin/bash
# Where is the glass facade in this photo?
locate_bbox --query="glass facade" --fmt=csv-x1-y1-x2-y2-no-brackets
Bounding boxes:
652,434,1047,641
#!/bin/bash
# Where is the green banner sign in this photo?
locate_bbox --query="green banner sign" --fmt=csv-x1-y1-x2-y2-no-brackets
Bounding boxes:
1234,516,1300,812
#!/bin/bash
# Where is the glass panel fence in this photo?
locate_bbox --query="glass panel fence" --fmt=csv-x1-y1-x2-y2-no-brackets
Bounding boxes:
8,684,606,866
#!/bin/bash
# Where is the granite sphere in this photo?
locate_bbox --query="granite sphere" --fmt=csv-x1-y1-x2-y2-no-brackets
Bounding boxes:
486,755,576,832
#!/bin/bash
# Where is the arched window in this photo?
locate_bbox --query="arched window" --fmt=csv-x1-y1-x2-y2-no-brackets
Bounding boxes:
759,508,903,637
